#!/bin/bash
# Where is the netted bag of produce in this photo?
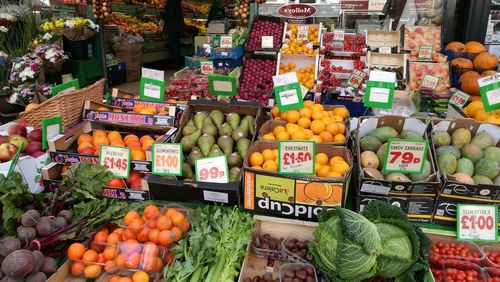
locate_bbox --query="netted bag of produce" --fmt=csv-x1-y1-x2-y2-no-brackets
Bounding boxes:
112,33,144,82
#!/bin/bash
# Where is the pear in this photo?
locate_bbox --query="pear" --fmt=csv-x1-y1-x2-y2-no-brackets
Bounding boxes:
232,127,248,142
243,115,256,136
229,167,242,182
198,133,215,157
237,138,250,158
182,163,193,178
194,111,208,129
228,152,243,168
219,122,233,136
209,144,224,157
202,117,218,136
226,112,241,130
209,110,224,129
190,129,202,141
182,119,197,136
217,135,234,156
188,147,203,167
180,134,197,153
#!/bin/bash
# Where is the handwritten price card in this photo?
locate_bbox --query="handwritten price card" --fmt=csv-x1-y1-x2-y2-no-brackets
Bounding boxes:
449,90,470,109
278,141,316,175
383,139,429,174
457,204,498,242
418,45,433,60
195,155,229,183
479,72,500,112
333,30,345,41
273,72,304,112
220,36,233,48
297,26,309,41
200,61,214,74
420,75,439,92
262,36,274,49
99,145,131,178
152,143,182,176
347,69,366,89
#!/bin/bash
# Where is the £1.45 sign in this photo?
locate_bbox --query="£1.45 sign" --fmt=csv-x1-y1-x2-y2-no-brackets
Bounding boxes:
383,139,429,174
99,146,131,178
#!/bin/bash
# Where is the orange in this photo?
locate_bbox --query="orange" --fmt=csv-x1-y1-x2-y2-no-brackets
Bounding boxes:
84,265,102,279
178,219,190,233
286,110,300,124
303,129,314,139
311,104,324,112
310,120,326,134
78,134,93,145
333,134,346,143
309,135,322,143
132,271,150,282
93,230,108,243
271,107,280,118
262,133,276,140
250,152,264,167
116,254,127,268
158,230,174,246
113,228,124,236
170,211,185,226
333,107,349,119
142,139,154,151
332,115,344,122
108,131,122,140
133,104,147,113
110,140,126,147
322,117,334,125
82,250,98,263
317,165,331,177
304,100,314,108
297,117,311,129
276,131,290,140
319,131,334,143
326,123,339,135
124,210,140,225
171,226,182,241
315,163,322,174
327,171,343,178
97,106,110,111
329,156,345,166
156,215,173,231
125,252,141,269
140,106,157,115
127,141,142,149
273,125,286,136
129,218,145,234
107,232,121,244
286,124,300,135
122,239,141,254
315,153,329,165
262,149,275,161
337,123,346,134
300,107,312,118
152,257,164,272
93,135,110,146
144,205,160,219
67,243,86,260
120,278,133,282
71,261,85,276
78,142,94,154
165,208,178,218
124,134,140,144
103,245,117,261
332,160,350,176
148,229,160,244
140,135,154,144
466,100,485,117
147,219,157,229
262,160,278,172
93,130,107,137
279,111,288,120
291,131,307,140
123,228,136,241
24,102,39,112
131,149,146,161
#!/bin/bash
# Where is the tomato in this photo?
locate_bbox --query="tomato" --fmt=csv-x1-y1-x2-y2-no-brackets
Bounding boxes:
107,178,126,188
61,164,71,174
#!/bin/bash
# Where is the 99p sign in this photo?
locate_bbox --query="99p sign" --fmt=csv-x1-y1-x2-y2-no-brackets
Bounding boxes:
383,139,428,174
457,204,498,242
99,146,131,178
195,155,229,183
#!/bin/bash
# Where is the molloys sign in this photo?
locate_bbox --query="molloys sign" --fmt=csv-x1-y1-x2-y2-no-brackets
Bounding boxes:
277,4,317,18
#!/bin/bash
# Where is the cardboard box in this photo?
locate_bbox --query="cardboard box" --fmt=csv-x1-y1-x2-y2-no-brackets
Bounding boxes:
110,88,187,112
0,153,50,193
357,116,441,196
366,51,407,79
358,193,435,223
434,194,500,227
83,100,178,128
42,162,151,201
366,30,401,53
47,121,177,173
208,67,241,96
243,140,353,221
146,100,264,204
431,118,500,202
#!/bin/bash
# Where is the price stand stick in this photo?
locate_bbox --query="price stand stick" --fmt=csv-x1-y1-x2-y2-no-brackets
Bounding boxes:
418,45,433,60
457,204,498,242
420,75,439,92
99,146,131,178
195,155,229,183
383,139,429,174
278,141,315,175
151,143,182,176
220,36,233,48
479,73,500,112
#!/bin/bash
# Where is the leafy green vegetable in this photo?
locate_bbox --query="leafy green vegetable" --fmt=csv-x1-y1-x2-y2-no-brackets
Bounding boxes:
0,172,34,235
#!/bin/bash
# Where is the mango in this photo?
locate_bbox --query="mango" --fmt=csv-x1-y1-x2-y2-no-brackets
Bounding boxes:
460,144,483,163
401,130,424,140
471,131,494,150
376,143,388,169
363,168,384,180
456,158,474,176
409,160,432,182
438,153,457,175
436,145,461,159
432,130,451,147
475,159,499,179
361,151,379,169
370,126,398,143
494,175,500,186
472,175,493,185
360,135,382,152
451,128,472,149
484,147,500,165
451,173,475,185
385,173,411,182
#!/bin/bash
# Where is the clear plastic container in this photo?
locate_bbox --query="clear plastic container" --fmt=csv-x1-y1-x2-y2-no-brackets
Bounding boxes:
481,245,500,269
113,241,168,273
279,263,317,282
483,267,500,282
282,232,312,264
429,238,484,266
251,233,285,260
97,269,160,282
441,260,484,282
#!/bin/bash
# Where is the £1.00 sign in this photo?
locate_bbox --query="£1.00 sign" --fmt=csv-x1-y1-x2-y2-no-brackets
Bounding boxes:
457,204,498,242
99,145,131,178
383,139,429,174
152,143,182,176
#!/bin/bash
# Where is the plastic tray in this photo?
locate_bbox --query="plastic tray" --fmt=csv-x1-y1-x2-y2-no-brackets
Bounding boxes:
482,245,500,269
484,267,500,282
442,260,484,282
97,269,160,282
282,232,312,264
429,239,484,266
279,263,317,282
251,233,285,260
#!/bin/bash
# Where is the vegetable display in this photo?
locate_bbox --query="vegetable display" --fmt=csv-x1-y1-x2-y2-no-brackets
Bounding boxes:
309,201,430,282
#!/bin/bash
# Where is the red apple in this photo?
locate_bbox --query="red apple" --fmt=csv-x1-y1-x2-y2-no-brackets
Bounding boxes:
26,141,42,156
8,124,27,137
9,135,29,152
31,151,46,158
130,178,142,190
27,129,42,142
0,143,18,161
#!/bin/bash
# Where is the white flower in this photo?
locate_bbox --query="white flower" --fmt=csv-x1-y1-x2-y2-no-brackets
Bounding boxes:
42,33,53,41
0,26,8,33
8,92,18,104
19,68,35,81
0,13,14,21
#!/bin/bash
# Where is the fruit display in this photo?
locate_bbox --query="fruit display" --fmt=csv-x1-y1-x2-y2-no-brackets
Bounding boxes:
93,0,111,19
184,18,207,35
246,19,283,52
267,102,348,144
281,24,320,55
432,127,500,185
463,100,500,124
233,0,251,25
237,56,276,105
166,70,210,100
409,62,450,93
359,125,435,183
322,32,365,53
178,110,257,182
181,0,209,14
403,26,441,60
0,123,44,161
278,61,317,91
104,14,161,34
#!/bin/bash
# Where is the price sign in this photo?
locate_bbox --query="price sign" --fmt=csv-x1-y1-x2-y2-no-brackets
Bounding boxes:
262,36,274,49
333,30,345,41
457,204,498,242
152,143,182,176
364,70,396,109
347,69,366,89
420,75,439,92
383,139,429,174
278,141,315,175
99,146,131,178
449,90,471,109
220,36,233,48
479,73,500,112
51,79,79,96
418,45,433,60
200,61,214,74
379,46,392,54
274,82,304,112
195,155,229,183
297,26,309,41
140,77,165,102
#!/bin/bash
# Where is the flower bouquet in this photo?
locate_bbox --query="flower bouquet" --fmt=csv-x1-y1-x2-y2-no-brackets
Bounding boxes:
9,56,43,85
33,44,66,84
8,84,37,105
60,18,99,59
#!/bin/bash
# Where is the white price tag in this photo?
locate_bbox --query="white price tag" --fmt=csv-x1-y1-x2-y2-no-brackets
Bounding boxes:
383,140,428,174
457,204,498,242
421,75,439,91
379,46,391,54
297,26,309,41
261,36,274,49
195,155,229,183
144,83,162,100
142,67,164,81
449,90,470,109
333,30,345,41
200,61,214,74
369,87,390,103
278,141,316,175
220,36,233,48
279,88,299,106
152,143,182,176
99,146,131,178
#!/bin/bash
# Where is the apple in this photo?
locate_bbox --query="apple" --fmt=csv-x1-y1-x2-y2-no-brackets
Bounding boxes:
0,136,9,145
27,129,42,142
9,135,29,152
31,151,46,158
17,119,29,127
26,141,42,156
8,124,27,137
0,143,18,161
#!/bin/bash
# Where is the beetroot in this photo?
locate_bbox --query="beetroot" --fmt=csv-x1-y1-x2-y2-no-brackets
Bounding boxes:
1,250,34,277
20,210,40,227
17,227,36,244
0,276,23,282
56,210,72,222
0,237,20,257
25,272,47,282
40,256,57,275
35,218,53,237
31,251,44,273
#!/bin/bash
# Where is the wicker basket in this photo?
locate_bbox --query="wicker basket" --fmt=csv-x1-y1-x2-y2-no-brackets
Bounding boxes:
21,79,105,130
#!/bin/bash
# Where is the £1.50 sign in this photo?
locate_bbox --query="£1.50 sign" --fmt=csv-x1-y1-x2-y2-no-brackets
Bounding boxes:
99,145,131,178
195,155,229,183
457,204,498,242
152,143,182,176
278,141,315,175
383,139,429,174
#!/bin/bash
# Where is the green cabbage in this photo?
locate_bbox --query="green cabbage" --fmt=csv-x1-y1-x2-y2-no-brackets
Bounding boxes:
310,201,429,282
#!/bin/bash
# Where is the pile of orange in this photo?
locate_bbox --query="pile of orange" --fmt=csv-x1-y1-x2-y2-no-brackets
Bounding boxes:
278,62,316,91
265,102,348,144
108,271,151,282
249,149,279,172
281,25,320,55
107,171,143,190
463,99,500,124
77,130,156,160
96,104,171,116
67,205,189,279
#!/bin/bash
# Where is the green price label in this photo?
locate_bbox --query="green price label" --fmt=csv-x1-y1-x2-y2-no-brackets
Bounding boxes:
457,204,498,243
383,139,429,174
140,77,165,102
364,80,395,109
478,73,500,112
274,82,304,112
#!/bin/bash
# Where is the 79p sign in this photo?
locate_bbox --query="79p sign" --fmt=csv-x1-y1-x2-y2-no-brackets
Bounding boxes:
457,204,498,242
383,139,428,174
99,145,131,178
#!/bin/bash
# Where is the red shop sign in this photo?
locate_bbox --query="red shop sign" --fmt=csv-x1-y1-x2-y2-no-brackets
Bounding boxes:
277,4,317,18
